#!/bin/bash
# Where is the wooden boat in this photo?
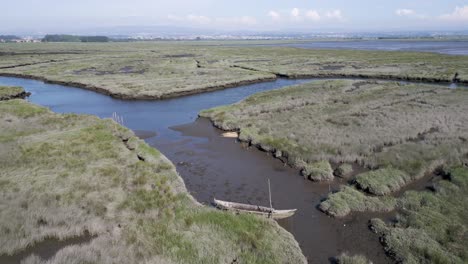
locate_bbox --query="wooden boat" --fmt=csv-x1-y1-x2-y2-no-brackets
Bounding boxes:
213,198,297,219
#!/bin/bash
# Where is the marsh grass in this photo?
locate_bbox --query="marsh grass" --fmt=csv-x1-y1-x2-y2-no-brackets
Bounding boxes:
0,86,25,100
202,80,468,238
302,160,334,181
335,253,371,264
0,99,305,263
334,164,353,178
370,167,468,263
202,80,468,186
319,186,397,217
1,42,467,99
355,168,410,195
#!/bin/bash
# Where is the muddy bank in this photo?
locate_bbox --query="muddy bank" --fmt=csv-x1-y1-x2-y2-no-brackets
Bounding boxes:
133,129,158,139
0,71,464,101
158,118,393,263
0,90,30,101
277,72,466,85
0,234,95,264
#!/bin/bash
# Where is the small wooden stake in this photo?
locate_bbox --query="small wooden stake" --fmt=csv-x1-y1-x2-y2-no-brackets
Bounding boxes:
268,179,273,217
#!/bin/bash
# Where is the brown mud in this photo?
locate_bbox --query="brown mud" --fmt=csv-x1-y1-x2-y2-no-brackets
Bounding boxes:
133,129,157,139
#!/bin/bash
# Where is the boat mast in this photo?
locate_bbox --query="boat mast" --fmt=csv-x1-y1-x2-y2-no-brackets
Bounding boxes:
268,179,273,217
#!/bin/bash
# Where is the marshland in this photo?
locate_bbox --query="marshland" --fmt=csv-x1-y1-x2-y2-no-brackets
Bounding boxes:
1,40,467,264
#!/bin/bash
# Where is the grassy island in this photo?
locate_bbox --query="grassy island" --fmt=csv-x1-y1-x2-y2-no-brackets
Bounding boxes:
0,98,305,263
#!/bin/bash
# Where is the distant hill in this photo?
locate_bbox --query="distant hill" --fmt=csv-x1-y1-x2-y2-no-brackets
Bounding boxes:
0,35,21,40
42,34,109,42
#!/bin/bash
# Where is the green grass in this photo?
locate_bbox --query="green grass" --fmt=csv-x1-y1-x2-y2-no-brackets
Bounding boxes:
302,160,334,181
335,253,371,264
334,164,353,178
355,168,410,195
0,86,25,100
0,99,306,263
370,166,468,263
319,186,397,217
0,99,46,118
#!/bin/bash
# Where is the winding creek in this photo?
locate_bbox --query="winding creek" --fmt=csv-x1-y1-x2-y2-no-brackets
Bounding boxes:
0,76,465,263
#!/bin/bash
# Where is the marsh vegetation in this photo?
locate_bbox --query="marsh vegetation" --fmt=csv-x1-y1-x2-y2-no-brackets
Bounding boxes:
0,98,305,263
370,166,468,263
0,42,467,99
0,85,29,100
2,41,468,263
201,80,468,263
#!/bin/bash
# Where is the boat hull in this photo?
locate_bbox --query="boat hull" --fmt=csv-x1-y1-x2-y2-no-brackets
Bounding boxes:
214,198,296,219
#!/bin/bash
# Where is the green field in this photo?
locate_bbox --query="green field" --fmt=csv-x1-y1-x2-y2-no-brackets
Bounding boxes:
0,98,305,263
1,42,467,99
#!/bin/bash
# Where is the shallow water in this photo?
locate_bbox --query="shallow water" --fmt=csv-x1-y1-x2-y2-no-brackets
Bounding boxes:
250,40,468,55
0,75,459,263
0,234,94,264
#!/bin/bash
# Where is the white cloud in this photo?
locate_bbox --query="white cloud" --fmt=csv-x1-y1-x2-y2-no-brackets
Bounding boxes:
167,14,183,21
291,8,300,18
396,9,415,16
187,14,211,24
305,10,321,21
440,6,468,21
325,9,343,20
266,8,343,23
169,14,256,27
268,10,280,20
221,16,257,26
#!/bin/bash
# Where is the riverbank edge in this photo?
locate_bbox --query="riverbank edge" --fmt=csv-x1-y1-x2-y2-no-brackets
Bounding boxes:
0,86,31,101
0,96,307,263
0,71,464,100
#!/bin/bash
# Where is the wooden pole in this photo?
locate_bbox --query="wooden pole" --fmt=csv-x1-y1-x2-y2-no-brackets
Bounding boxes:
268,179,273,216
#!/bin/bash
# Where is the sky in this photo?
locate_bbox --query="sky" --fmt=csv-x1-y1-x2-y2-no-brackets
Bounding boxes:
2,0,468,34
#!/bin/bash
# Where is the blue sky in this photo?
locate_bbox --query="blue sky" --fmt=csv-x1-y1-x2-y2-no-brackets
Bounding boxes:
2,0,468,33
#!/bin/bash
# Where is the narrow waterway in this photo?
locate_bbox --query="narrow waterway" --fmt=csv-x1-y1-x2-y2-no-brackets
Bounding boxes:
238,40,468,55
0,76,463,263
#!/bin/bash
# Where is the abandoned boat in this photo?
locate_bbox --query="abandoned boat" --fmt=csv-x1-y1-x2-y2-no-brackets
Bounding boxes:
213,198,297,219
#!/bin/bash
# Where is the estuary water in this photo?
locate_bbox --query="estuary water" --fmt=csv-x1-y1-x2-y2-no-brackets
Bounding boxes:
254,40,468,55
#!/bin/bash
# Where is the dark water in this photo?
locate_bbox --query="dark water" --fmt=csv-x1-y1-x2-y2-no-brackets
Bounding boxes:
0,235,94,264
0,77,310,139
2,76,456,263
255,40,468,55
